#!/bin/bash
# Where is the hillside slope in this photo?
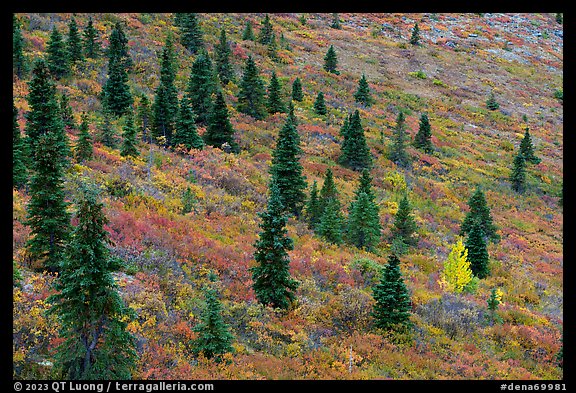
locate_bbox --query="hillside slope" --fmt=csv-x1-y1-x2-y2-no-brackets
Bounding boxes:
13,12,563,380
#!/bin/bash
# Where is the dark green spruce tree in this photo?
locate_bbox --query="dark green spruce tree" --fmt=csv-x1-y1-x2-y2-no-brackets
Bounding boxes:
67,17,84,65
347,191,381,251
237,55,267,120
460,186,499,243
13,102,28,189
389,111,411,168
330,13,341,29
391,193,418,251
186,51,216,125
214,28,234,85
317,197,344,245
101,50,133,117
510,150,527,193
258,14,274,45
251,181,299,310
267,71,285,114
323,45,339,74
172,97,204,151
48,184,137,379
46,26,70,79
486,91,499,110
83,16,100,58
291,77,303,102
318,168,338,217
74,113,93,163
413,113,434,153
339,110,372,171
465,219,490,279
152,35,179,146
313,92,327,116
107,21,133,70
354,74,372,107
270,110,307,216
372,253,412,330
519,127,541,164
204,91,239,153
120,113,139,158
305,180,322,229
24,59,71,273
242,20,255,41
98,109,117,148
13,14,28,79
180,13,204,54
410,23,421,45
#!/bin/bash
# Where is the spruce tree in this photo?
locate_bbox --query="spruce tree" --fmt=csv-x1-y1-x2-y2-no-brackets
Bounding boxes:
48,184,137,379
486,91,500,110
460,186,500,243
318,168,338,216
519,127,541,164
287,101,298,126
83,16,100,58
410,23,421,45
24,59,71,273
67,17,84,65
465,219,490,279
413,113,434,153
267,32,279,61
372,253,412,330
323,45,339,74
120,113,139,158
354,74,372,107
191,280,235,360
270,111,307,216
291,77,303,102
267,71,285,114
313,92,327,116
107,21,132,70
215,28,234,85
347,191,381,251
180,13,204,54
242,20,255,41
186,51,216,125
339,110,372,171
59,92,76,130
13,102,28,189
102,52,133,117
204,91,239,153
330,13,341,29
258,14,274,45
13,14,28,79
98,109,117,148
391,194,418,248
251,181,299,309
389,111,411,168
237,55,267,120
305,180,322,229
510,150,527,193
74,113,93,162
46,26,70,79
318,198,344,245
152,35,179,146
173,97,204,151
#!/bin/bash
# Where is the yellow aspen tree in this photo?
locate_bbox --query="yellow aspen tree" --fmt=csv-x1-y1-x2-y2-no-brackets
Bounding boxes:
439,237,473,293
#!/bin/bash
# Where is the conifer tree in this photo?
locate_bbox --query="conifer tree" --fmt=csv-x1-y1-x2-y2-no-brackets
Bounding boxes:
83,16,100,58
354,74,372,106
318,198,344,245
486,90,500,110
465,219,490,279
215,28,234,85
152,36,179,146
186,51,216,125
204,91,239,153
323,45,339,74
242,20,255,41
237,55,267,120
305,180,322,229
291,77,303,102
107,21,132,70
173,97,204,151
46,26,70,79
318,168,338,216
59,92,76,130
181,187,197,214
13,102,28,189
267,71,285,114
137,94,152,142
439,238,473,293
270,111,307,216
413,113,434,153
98,109,117,148
102,50,133,117
180,13,204,54
13,14,28,79
48,184,137,379
372,253,412,330
330,13,341,29
251,181,299,309
460,186,499,243
191,278,235,360
347,191,381,251
67,17,84,65
389,111,411,168
510,150,527,193
410,23,421,45
267,32,279,61
339,110,372,171
391,194,418,248
287,101,298,126
74,113,93,163
120,113,139,158
279,32,290,50
25,59,71,273
258,14,274,45
487,287,503,318
313,92,327,116
519,127,541,164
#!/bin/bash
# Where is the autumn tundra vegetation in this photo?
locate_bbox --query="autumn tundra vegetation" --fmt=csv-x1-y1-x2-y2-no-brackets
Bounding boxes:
13,12,562,380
